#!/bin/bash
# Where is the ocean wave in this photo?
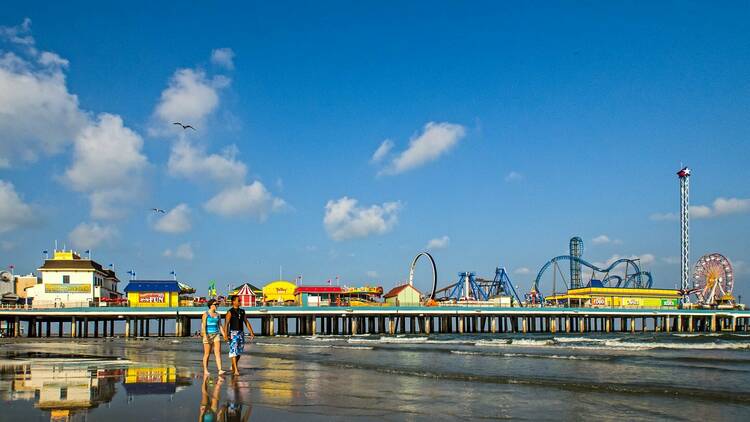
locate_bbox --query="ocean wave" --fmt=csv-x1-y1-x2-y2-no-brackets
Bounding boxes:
475,339,557,347
553,337,617,343
449,350,605,360
347,337,429,344
603,340,750,350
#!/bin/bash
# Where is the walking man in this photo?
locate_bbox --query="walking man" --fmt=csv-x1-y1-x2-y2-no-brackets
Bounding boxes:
225,295,255,375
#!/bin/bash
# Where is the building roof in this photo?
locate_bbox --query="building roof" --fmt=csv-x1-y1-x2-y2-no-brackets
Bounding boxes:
38,259,119,280
124,281,180,293
231,283,262,294
383,284,421,298
295,286,344,294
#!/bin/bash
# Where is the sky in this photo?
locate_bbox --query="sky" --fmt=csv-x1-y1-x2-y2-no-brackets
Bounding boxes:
1,1,749,300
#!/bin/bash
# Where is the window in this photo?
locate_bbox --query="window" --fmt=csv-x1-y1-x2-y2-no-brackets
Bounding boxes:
60,387,67,400
62,275,70,284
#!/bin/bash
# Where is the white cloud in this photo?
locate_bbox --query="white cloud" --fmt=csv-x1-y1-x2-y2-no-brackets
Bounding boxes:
504,171,523,182
650,212,677,221
211,48,235,70
0,180,34,232
324,196,402,241
591,235,611,245
651,198,750,221
152,68,230,132
514,267,531,275
68,222,117,250
154,204,191,234
378,122,466,175
204,181,286,220
167,139,247,185
64,113,148,219
0,19,87,165
693,197,750,219
371,139,393,163
661,256,680,265
366,270,379,279
163,242,194,260
426,235,450,249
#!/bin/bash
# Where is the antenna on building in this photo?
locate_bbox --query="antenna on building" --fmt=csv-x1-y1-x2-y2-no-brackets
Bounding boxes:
43,250,48,259
54,240,58,252
170,270,176,281
279,265,283,280
85,249,91,260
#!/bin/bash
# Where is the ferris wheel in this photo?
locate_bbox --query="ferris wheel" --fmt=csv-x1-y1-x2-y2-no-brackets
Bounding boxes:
693,253,734,306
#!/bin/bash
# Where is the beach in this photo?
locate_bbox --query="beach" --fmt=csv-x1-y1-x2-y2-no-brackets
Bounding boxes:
2,333,750,421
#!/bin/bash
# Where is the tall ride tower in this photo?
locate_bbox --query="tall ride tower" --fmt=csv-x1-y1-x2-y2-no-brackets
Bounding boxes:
678,167,691,297
569,236,584,289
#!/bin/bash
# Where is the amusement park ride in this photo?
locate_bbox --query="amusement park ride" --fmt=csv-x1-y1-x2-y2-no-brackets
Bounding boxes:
414,166,741,310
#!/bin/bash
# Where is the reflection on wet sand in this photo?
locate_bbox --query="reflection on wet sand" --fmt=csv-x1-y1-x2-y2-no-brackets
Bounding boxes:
0,354,192,421
0,350,256,422
200,375,252,422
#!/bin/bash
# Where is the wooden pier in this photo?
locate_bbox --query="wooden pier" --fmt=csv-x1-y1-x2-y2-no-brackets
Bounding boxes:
1,307,749,338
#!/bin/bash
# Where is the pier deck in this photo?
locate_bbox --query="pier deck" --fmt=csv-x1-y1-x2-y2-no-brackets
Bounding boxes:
1,306,749,338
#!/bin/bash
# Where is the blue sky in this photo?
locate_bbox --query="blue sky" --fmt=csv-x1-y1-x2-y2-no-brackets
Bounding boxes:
1,1,749,300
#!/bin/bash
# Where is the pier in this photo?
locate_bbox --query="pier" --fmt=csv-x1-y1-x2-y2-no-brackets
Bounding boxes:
2,307,750,338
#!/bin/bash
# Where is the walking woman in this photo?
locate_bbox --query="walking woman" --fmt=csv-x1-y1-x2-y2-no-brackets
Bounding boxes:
202,299,228,375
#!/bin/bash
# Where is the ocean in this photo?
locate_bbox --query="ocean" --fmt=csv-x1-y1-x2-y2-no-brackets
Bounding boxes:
2,332,750,421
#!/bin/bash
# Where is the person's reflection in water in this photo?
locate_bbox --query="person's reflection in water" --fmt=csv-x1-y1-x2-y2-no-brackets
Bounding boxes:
199,375,224,422
222,375,251,422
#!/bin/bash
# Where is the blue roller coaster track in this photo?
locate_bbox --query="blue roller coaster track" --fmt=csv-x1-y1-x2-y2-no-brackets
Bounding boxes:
533,255,652,294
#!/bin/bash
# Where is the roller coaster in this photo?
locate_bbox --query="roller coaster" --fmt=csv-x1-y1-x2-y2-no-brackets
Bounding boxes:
531,237,654,304
434,266,522,305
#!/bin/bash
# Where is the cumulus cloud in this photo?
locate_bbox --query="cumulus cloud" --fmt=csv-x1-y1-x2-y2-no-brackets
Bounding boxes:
211,48,235,70
371,139,393,163
592,235,610,245
167,139,247,185
426,235,450,249
693,197,750,219
661,256,680,265
0,19,87,165
324,197,401,241
163,242,194,260
514,267,531,275
69,222,117,250
504,171,523,182
378,122,466,175
64,113,148,219
152,68,230,133
651,198,750,221
0,180,34,232
154,203,191,234
204,181,286,220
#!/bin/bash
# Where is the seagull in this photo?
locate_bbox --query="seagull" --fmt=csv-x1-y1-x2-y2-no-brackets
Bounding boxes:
151,208,166,214
172,122,196,131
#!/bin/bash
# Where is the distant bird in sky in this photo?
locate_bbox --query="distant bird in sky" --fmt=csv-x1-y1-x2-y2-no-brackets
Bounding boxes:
172,122,196,131
151,208,166,213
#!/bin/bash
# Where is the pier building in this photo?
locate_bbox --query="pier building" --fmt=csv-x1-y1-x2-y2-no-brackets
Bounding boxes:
230,283,261,307
384,284,421,306
546,286,681,309
26,250,122,308
124,281,182,307
262,280,296,304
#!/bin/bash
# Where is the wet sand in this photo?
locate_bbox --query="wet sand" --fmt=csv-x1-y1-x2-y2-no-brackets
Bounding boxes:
3,333,750,421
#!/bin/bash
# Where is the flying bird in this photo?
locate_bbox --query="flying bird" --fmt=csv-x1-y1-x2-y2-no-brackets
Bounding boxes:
173,122,196,131
151,208,166,214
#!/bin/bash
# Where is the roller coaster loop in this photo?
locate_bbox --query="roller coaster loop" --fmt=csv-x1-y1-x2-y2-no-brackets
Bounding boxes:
533,256,650,293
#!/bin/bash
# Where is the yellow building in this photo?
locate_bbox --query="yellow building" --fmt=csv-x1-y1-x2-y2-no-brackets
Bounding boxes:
124,281,180,307
547,287,681,309
262,280,297,304
383,284,422,306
